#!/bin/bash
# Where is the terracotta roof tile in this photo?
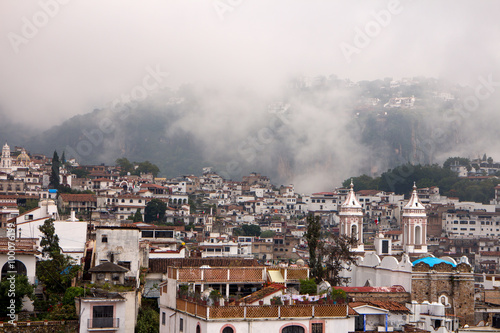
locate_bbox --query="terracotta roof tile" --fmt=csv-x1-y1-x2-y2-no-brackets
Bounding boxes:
240,284,285,304
59,193,96,202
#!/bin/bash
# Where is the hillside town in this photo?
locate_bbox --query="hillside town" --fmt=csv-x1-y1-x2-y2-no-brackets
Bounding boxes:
2,142,500,333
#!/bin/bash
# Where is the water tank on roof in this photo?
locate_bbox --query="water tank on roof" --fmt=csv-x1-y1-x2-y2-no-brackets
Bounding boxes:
430,302,445,316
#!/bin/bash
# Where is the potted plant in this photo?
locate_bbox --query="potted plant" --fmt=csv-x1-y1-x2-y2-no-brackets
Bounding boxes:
259,300,264,305
179,285,189,299
270,296,283,306
331,288,347,304
210,289,222,306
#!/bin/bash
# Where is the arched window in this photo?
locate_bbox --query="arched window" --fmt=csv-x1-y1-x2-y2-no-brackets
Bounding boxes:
196,325,201,333
415,225,422,245
1,260,27,279
351,224,358,241
282,325,305,333
222,326,234,333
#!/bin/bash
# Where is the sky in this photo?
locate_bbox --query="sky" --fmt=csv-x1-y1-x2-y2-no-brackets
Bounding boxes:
1,0,500,128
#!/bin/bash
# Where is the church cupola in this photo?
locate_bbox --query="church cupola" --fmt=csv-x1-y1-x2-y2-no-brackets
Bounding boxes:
402,183,428,254
339,180,364,252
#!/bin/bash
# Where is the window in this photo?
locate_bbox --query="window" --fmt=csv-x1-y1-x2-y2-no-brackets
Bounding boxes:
311,323,324,333
92,305,114,328
101,234,108,243
222,327,234,333
162,312,166,325
155,230,174,238
142,231,154,238
282,325,305,333
225,247,230,252
1,260,27,279
179,318,184,333
117,261,131,270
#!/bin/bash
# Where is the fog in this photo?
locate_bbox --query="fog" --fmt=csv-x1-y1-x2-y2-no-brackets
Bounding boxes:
1,0,500,191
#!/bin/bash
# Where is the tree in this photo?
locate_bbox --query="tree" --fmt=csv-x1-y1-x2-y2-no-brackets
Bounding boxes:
39,218,61,256
299,278,317,295
319,234,358,286
49,151,60,189
70,168,90,178
116,157,134,175
305,215,323,282
260,230,275,238
0,275,34,316
443,157,471,169
135,307,159,333
135,161,160,178
144,199,167,223
234,224,261,237
19,199,39,215
37,219,80,294
133,208,143,222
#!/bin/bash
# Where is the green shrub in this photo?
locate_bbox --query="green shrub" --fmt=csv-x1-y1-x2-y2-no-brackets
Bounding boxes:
299,278,317,295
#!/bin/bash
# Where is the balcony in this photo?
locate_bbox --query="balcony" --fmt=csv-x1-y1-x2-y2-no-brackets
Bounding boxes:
167,266,308,283
175,298,348,320
87,318,119,330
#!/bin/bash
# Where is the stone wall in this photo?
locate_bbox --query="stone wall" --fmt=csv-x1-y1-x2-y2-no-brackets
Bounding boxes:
0,320,79,332
411,262,475,325
348,291,411,304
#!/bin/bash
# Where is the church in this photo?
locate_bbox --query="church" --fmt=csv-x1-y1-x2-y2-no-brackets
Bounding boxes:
338,182,475,326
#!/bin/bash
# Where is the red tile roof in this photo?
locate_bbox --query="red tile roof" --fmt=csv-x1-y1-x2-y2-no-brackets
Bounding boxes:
59,193,96,202
0,238,38,254
349,301,410,313
357,190,382,196
336,285,406,293
240,284,285,304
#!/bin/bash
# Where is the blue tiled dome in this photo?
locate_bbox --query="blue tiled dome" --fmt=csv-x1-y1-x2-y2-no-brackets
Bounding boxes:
412,257,456,267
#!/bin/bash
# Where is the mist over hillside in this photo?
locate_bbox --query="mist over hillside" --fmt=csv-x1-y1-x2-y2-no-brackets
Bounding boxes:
5,76,500,193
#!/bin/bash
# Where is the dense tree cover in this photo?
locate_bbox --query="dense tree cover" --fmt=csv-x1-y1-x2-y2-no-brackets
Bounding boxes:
260,230,276,238
343,162,500,204
135,298,159,333
144,199,167,223
19,198,39,214
70,168,90,178
443,157,471,170
0,275,34,316
115,158,160,177
233,224,261,237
